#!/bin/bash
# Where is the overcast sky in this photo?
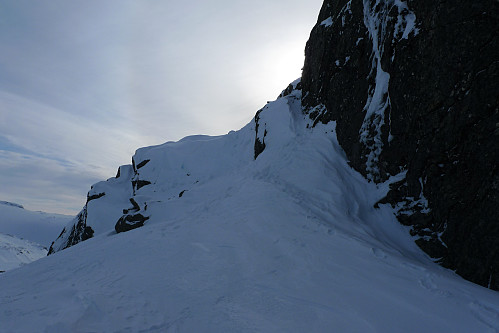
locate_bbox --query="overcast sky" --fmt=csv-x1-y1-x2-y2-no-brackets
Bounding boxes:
0,0,323,215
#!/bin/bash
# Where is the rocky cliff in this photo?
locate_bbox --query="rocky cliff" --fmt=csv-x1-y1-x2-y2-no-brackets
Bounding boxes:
48,0,498,290
301,0,498,289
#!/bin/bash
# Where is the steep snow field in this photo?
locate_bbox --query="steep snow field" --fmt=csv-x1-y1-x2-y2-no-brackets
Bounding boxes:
1,87,498,332
0,201,71,247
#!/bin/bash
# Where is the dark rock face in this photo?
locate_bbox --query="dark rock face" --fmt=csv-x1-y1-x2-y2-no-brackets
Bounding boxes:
135,159,150,170
132,180,152,191
115,213,149,233
48,165,135,254
302,0,499,289
47,208,94,255
254,109,267,159
87,192,105,203
131,157,153,192
48,155,155,253
116,197,150,233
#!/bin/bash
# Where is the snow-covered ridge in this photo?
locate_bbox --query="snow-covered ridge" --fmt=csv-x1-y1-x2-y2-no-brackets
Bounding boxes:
50,83,310,253
0,202,72,248
0,201,24,209
2,82,499,331
0,202,70,271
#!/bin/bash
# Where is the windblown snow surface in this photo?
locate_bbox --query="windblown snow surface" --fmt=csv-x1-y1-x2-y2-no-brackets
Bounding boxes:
1,86,498,332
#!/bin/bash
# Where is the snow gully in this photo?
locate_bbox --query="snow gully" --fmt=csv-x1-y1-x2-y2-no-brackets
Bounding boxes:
360,0,417,180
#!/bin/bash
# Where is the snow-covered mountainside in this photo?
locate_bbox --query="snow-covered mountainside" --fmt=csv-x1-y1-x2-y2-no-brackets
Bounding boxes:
0,233,47,272
1,84,498,331
0,201,71,272
0,201,72,247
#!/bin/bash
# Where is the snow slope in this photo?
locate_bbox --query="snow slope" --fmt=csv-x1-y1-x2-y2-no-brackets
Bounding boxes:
0,201,72,247
0,233,47,272
1,86,498,332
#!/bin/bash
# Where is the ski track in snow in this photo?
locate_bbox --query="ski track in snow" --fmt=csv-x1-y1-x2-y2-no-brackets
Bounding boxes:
0,86,498,332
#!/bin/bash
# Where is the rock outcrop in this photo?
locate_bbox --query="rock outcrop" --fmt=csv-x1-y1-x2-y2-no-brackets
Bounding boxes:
47,209,93,255
48,164,136,254
301,0,498,289
115,213,149,233
47,0,498,291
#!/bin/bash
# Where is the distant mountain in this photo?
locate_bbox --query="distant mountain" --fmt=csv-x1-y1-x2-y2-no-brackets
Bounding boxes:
0,201,71,272
0,201,72,247
0,201,24,209
0,233,47,272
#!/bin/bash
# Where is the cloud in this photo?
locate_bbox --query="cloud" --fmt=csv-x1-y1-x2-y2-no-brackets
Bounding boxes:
0,150,101,214
0,91,139,172
0,91,141,214
0,0,324,214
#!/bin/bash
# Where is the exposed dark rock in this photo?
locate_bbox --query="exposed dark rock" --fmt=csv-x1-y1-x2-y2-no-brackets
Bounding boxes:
254,109,267,159
122,197,144,215
48,165,135,254
132,180,152,191
179,190,186,198
86,192,105,203
55,227,66,240
132,157,137,172
136,159,150,170
115,213,149,233
131,157,151,172
254,138,265,160
279,81,302,98
47,208,94,255
129,198,141,212
131,157,152,193
301,0,499,289
81,226,94,242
